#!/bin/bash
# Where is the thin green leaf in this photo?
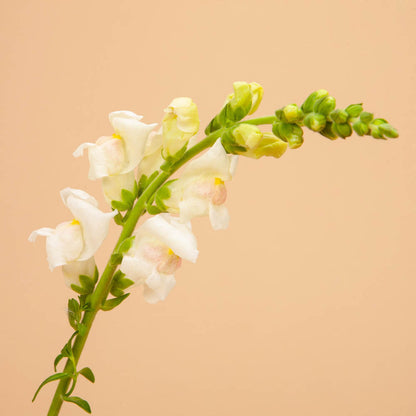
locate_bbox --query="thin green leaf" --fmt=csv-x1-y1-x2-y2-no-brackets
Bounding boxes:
71,283,89,295
113,212,124,225
121,189,135,208
118,277,134,290
101,293,130,311
32,373,70,402
79,275,95,293
54,354,64,372
110,253,123,266
146,204,163,215
63,396,91,414
111,200,129,212
79,367,95,383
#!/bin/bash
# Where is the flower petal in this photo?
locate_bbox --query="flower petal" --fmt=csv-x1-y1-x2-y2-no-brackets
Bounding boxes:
61,188,117,260
101,171,136,204
209,203,230,230
62,257,96,288
45,221,84,269
143,271,176,304
182,139,234,181
138,214,198,263
178,197,208,222
109,111,157,174
120,254,153,285
28,227,55,242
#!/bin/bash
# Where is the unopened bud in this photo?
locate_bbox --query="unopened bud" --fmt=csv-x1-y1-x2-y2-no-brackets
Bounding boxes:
248,82,264,115
226,82,253,121
352,120,369,136
332,122,352,138
360,111,374,124
251,133,288,159
314,96,336,116
379,123,399,138
301,89,329,113
272,121,304,149
320,122,338,140
231,124,263,150
329,109,349,124
303,112,327,132
345,103,363,118
283,104,304,123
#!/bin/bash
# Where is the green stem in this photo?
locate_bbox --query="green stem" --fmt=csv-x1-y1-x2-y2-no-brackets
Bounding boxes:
46,127,226,415
46,114,277,414
242,115,277,125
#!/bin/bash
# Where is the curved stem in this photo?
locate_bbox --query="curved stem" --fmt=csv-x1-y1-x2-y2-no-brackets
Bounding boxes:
46,127,225,415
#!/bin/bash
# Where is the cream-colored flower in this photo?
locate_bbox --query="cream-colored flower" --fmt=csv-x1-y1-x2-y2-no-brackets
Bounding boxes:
73,111,157,202
29,188,117,282
162,97,199,157
165,139,237,230
137,127,164,177
120,214,198,303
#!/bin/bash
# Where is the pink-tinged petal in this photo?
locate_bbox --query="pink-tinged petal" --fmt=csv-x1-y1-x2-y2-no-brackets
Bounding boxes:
209,203,230,230
62,257,96,288
138,214,198,263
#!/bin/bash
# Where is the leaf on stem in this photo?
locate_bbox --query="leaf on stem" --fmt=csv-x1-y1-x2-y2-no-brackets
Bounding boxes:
79,367,95,383
63,396,92,414
32,373,70,402
101,293,130,311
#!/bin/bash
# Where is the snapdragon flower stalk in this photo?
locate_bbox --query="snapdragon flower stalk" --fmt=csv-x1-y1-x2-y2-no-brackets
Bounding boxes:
30,82,398,415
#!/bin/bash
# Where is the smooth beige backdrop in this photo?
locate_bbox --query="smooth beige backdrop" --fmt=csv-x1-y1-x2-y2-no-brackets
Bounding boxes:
1,1,415,415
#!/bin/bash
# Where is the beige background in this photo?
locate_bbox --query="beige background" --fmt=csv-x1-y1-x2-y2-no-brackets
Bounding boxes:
1,0,415,415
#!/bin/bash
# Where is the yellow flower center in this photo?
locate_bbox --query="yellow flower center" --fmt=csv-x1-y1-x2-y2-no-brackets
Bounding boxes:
112,133,122,140
70,219,80,226
214,177,224,186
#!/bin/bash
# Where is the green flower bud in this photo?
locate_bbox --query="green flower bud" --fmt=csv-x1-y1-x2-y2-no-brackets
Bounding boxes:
369,125,385,139
225,82,253,122
332,122,352,138
274,109,284,121
360,111,374,123
250,133,288,159
272,121,304,149
320,122,338,140
345,103,363,118
303,112,327,132
329,109,349,124
301,89,329,113
248,82,264,115
313,96,336,116
352,120,369,136
231,123,263,150
379,123,399,138
283,104,304,123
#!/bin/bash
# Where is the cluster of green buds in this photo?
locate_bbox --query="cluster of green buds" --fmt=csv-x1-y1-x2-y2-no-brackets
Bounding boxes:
205,81,264,134
270,89,398,148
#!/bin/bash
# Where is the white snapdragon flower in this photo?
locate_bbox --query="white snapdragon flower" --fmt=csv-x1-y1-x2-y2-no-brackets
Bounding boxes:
29,188,117,286
137,127,164,177
162,97,199,157
73,111,157,202
165,139,238,230
120,214,198,304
